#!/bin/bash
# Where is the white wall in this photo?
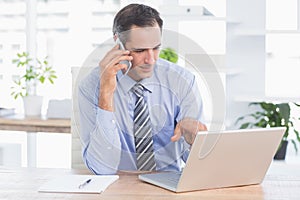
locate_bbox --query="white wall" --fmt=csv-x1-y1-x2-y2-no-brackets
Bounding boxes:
226,0,266,128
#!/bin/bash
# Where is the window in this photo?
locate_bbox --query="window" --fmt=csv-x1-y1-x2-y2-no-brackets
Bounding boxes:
0,0,26,110
266,0,300,97
0,0,120,168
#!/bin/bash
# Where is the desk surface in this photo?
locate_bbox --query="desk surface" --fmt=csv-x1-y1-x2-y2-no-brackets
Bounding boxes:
0,162,300,200
0,114,70,133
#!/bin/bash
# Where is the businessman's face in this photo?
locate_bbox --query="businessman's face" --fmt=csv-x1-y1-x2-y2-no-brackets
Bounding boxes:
124,24,161,81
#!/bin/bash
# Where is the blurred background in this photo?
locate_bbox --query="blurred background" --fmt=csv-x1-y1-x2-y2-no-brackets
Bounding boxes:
0,0,300,168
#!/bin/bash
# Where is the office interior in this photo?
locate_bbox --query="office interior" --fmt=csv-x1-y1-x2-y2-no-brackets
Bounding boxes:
0,0,299,169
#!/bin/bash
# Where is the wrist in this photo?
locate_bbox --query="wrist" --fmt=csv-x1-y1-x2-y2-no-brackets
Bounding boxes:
99,91,114,111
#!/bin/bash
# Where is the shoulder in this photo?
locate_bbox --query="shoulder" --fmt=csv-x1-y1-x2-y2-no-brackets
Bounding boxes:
78,66,100,92
154,58,195,82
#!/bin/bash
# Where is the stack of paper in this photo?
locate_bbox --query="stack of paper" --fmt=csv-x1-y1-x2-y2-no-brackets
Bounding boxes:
0,107,15,117
38,175,119,194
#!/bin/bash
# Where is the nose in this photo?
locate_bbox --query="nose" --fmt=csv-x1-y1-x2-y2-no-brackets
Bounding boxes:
144,49,155,64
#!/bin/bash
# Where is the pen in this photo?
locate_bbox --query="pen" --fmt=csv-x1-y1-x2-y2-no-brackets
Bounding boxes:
78,178,92,189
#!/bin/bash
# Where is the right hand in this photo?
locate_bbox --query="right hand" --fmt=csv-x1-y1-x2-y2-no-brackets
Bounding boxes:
98,44,133,110
171,118,207,145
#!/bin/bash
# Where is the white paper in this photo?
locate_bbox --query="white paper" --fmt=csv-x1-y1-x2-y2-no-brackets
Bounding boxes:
38,174,119,194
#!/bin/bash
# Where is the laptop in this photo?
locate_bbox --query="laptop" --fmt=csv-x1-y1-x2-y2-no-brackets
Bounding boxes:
138,127,285,193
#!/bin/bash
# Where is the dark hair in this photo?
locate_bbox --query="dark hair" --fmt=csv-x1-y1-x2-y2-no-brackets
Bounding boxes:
113,4,163,36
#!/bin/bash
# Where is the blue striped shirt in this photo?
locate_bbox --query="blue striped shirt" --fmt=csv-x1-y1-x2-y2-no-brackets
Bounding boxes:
78,58,205,174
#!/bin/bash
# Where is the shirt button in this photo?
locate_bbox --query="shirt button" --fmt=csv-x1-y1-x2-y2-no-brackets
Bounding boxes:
112,119,115,124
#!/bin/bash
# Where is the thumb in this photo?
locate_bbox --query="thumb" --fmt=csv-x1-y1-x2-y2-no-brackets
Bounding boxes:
198,123,208,131
171,123,182,142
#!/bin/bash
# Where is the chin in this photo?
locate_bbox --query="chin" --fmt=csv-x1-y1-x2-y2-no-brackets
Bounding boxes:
130,65,155,81
141,71,153,79
131,72,153,81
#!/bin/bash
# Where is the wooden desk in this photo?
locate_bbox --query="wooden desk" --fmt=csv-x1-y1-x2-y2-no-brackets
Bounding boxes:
0,114,71,133
0,114,71,167
0,162,299,200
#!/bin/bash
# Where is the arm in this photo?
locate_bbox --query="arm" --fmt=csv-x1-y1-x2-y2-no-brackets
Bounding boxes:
78,83,121,175
171,74,207,160
78,44,133,174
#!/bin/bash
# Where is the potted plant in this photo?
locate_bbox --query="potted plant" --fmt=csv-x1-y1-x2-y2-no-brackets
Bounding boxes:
235,102,300,160
159,47,178,63
11,51,57,116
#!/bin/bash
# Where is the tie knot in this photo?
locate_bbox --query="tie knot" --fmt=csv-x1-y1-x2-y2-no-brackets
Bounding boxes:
132,83,144,97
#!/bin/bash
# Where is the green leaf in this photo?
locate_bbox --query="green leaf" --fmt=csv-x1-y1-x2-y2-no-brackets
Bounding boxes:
39,76,45,83
254,118,268,128
240,123,251,129
294,103,300,107
235,116,245,124
294,129,300,143
291,140,298,154
236,101,300,154
12,59,19,64
11,51,57,99
36,58,41,64
278,103,290,125
159,48,178,63
249,102,260,107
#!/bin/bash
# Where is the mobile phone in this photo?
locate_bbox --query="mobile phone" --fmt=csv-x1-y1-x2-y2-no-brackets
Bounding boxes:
116,38,132,75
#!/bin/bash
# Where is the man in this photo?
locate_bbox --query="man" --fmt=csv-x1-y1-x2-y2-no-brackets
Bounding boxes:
78,4,207,175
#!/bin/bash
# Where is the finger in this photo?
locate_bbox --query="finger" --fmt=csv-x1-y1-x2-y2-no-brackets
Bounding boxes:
110,45,130,56
171,123,182,142
103,55,132,71
197,122,207,131
113,43,120,50
101,47,130,66
101,63,126,77
110,55,133,70
118,55,133,63
114,63,128,73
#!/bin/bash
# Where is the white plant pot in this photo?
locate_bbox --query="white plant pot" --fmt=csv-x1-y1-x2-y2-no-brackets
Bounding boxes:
23,95,43,116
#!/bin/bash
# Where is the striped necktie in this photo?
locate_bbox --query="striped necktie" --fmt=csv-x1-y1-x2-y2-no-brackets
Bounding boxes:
132,83,156,171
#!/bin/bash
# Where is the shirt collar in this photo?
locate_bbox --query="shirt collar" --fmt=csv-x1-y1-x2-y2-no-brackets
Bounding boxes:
139,75,154,93
116,65,157,94
116,70,136,93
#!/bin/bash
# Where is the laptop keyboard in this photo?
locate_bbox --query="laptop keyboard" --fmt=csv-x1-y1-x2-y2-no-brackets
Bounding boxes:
146,171,182,188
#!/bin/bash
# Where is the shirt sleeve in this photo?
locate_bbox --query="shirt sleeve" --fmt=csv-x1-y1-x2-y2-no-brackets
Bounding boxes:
176,75,205,124
78,77,122,175
176,73,205,162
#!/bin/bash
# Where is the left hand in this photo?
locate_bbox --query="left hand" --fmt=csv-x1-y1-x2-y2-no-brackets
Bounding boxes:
171,118,207,145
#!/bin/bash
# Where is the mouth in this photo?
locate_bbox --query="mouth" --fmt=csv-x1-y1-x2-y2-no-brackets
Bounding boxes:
139,64,153,72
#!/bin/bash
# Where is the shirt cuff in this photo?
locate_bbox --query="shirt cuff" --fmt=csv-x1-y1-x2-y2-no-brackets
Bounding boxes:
94,107,118,142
